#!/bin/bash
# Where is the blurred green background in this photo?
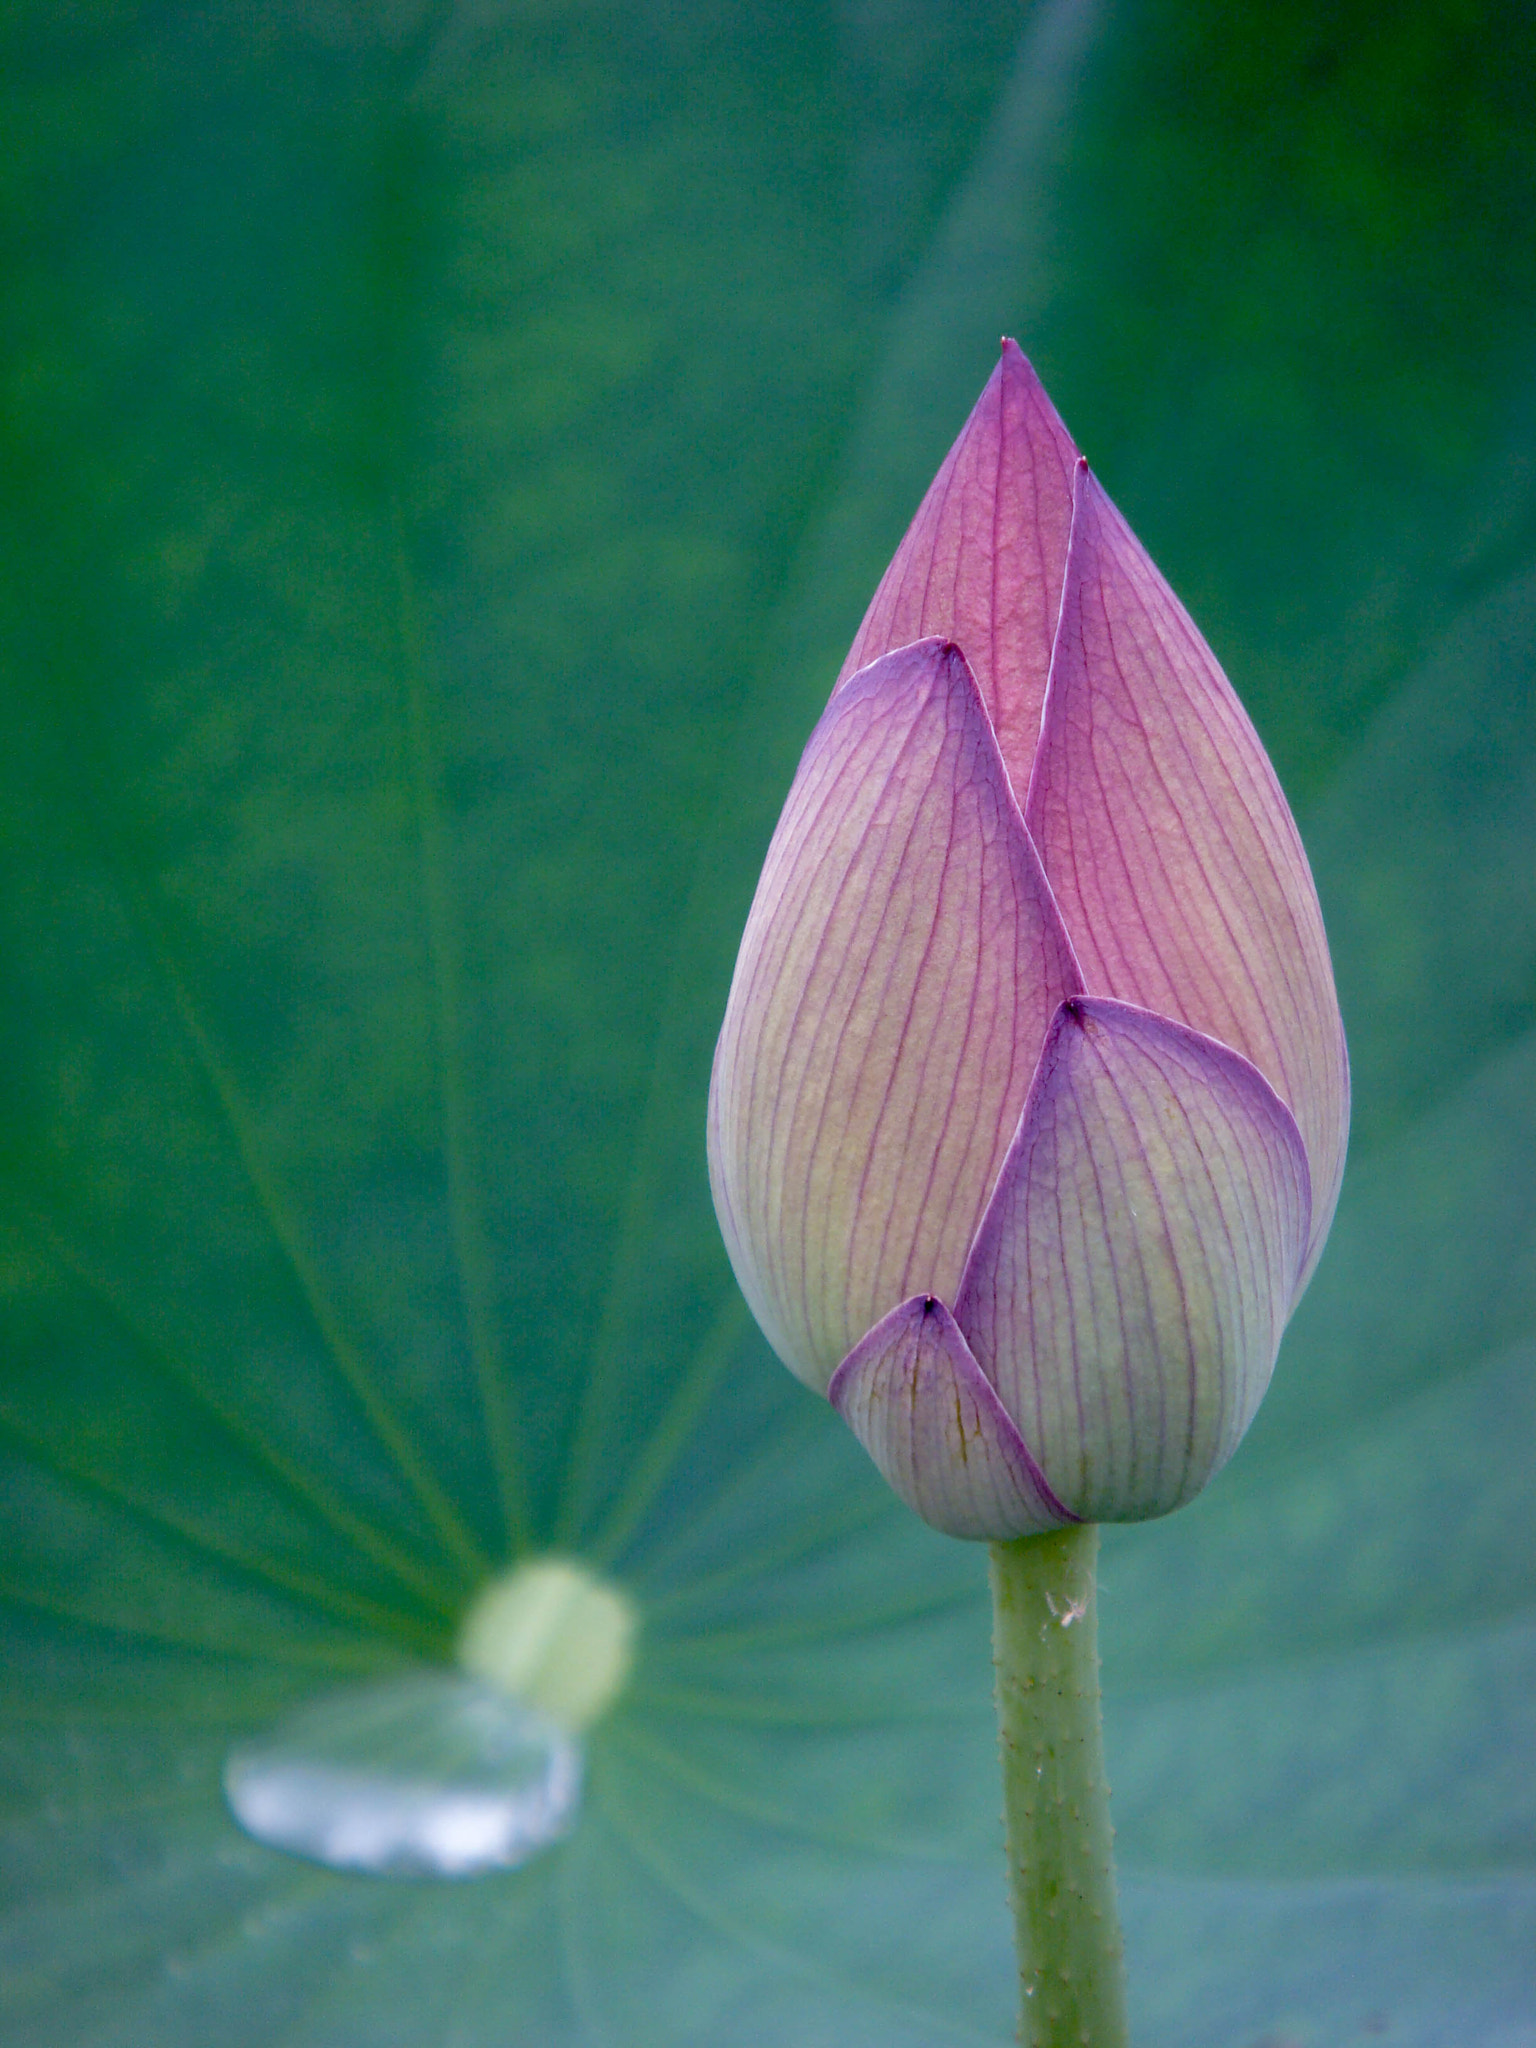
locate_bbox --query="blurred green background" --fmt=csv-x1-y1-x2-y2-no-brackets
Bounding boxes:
3,1,1534,2041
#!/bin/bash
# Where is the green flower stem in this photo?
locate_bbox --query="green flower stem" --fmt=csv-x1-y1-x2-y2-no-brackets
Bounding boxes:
989,1523,1128,2048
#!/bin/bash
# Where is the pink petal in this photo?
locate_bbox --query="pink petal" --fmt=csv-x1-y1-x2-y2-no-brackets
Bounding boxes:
828,1294,1072,1541
1025,463,1349,1288
836,339,1078,804
955,998,1311,1522
708,638,1081,1393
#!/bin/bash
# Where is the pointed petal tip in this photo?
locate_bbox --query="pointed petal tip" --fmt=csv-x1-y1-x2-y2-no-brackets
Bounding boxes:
829,1294,1074,1542
829,632,974,710
995,336,1051,400
835,346,1081,796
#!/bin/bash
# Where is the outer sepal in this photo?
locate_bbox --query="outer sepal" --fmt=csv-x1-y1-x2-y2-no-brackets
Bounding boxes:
708,638,1080,1392
828,1295,1072,1541
1026,462,1348,1287
955,998,1311,1523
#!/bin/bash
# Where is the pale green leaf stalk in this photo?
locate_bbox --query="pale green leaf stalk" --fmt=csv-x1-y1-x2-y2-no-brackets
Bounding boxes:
990,1525,1127,2048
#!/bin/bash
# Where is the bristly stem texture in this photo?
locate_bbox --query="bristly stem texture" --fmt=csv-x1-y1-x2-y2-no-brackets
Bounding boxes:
989,1524,1128,2047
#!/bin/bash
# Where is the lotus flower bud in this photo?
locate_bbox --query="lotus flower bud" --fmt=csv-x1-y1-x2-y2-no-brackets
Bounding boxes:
708,343,1348,1538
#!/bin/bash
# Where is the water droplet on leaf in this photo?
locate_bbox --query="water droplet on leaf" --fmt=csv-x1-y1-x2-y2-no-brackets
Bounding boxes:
223,1671,581,1879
